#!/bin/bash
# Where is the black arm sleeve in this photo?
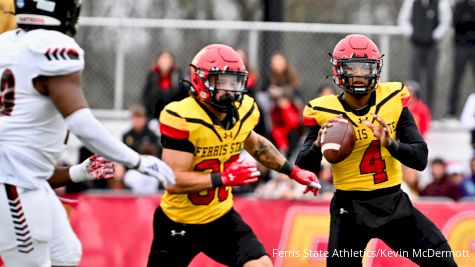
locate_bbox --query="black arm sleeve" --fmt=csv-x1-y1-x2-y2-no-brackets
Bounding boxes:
160,134,195,154
295,126,323,175
387,107,428,171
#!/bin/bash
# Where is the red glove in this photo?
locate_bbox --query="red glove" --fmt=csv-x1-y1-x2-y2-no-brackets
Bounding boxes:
87,155,115,180
289,166,321,196
69,155,115,183
217,159,260,187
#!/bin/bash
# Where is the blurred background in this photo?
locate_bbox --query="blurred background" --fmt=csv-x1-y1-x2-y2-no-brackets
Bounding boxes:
77,0,461,119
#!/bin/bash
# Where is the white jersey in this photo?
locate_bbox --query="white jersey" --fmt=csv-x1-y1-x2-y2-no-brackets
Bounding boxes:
0,29,84,189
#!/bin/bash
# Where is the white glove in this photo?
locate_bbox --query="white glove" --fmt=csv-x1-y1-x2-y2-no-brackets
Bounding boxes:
135,155,175,188
69,155,115,183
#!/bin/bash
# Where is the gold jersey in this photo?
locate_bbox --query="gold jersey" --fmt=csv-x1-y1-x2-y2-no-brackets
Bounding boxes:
159,95,260,224
0,0,16,34
303,82,411,191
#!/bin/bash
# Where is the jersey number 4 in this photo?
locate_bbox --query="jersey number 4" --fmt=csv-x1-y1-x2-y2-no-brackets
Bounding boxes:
359,140,388,184
188,155,240,205
0,69,15,116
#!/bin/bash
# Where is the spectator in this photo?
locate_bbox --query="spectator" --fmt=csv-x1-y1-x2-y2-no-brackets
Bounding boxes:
122,104,159,155
315,83,337,97
267,52,300,95
461,156,475,197
421,161,464,201
236,48,268,138
141,51,188,120
405,80,431,139
269,87,302,158
398,0,452,111
430,157,447,181
255,173,296,200
258,52,302,142
236,48,259,95
460,93,475,151
448,0,475,118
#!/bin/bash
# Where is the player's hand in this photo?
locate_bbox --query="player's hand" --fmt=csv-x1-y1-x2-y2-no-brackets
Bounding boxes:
220,159,260,186
315,114,343,147
363,112,391,147
136,155,176,188
289,166,321,196
70,155,115,183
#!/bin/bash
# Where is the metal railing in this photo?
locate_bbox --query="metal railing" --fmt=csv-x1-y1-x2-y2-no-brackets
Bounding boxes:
77,17,408,110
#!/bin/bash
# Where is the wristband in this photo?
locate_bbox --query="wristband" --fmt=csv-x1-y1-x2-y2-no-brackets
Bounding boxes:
278,160,294,175
211,173,223,187
69,165,90,183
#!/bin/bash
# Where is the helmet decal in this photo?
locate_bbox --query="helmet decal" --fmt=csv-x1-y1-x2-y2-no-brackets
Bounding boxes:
15,0,82,36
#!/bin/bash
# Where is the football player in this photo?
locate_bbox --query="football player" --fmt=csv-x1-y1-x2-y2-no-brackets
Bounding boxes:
147,44,320,267
296,34,456,266
0,0,175,266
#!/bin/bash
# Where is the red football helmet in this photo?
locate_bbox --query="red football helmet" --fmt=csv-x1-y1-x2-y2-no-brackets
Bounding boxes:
331,34,383,96
190,44,248,112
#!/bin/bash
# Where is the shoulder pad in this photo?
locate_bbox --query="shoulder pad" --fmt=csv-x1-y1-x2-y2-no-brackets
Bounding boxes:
159,102,191,140
303,104,319,127
239,95,260,128
25,29,84,76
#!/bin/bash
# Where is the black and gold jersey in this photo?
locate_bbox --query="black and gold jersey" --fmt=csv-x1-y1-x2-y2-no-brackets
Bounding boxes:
303,82,411,191
159,95,260,224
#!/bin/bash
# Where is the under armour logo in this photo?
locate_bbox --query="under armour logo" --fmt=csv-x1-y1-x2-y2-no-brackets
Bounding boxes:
339,208,348,214
223,132,233,139
358,117,368,124
228,174,235,181
171,230,186,236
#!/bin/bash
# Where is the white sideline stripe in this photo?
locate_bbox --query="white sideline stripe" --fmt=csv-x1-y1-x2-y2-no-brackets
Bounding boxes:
322,143,341,152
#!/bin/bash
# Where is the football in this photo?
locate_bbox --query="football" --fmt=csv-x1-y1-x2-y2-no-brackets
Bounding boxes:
321,118,356,164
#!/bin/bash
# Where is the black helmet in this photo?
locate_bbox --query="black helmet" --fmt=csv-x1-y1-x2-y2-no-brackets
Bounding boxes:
15,0,82,36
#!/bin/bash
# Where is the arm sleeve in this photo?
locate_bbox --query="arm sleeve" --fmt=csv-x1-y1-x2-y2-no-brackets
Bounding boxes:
160,134,195,153
460,94,475,130
66,108,140,168
386,108,428,171
433,0,452,40
295,126,322,175
398,0,414,36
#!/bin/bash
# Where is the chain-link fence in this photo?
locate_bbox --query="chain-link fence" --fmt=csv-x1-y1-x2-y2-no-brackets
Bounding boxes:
76,17,468,119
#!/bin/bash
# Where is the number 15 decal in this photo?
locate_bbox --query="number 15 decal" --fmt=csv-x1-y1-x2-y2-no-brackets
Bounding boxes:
0,69,15,116
359,140,388,184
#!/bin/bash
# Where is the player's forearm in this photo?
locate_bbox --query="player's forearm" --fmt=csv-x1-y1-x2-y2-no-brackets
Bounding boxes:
245,132,286,171
167,172,213,194
388,108,428,171
48,167,73,189
65,108,140,168
295,126,322,175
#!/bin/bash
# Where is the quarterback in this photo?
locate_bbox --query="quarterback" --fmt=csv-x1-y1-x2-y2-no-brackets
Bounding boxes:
296,34,456,266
